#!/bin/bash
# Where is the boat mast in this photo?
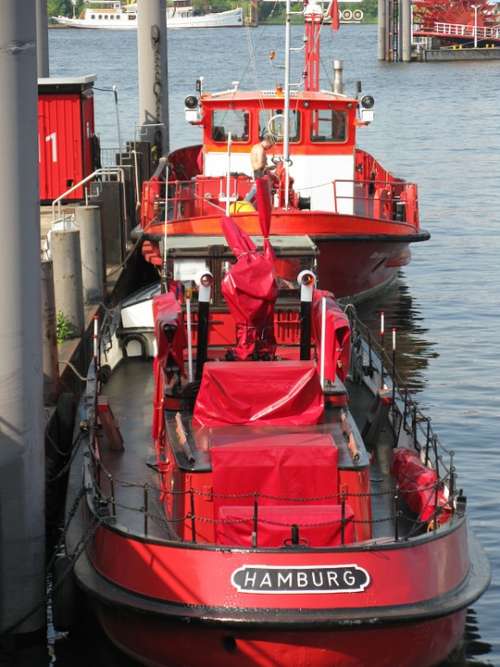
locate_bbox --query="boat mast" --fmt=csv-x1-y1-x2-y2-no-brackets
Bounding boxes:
283,0,291,209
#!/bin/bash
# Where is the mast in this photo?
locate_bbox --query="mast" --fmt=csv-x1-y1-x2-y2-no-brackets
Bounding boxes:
283,0,291,209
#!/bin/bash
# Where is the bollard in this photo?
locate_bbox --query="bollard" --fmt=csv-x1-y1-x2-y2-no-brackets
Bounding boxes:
51,229,85,337
76,205,105,305
41,259,59,404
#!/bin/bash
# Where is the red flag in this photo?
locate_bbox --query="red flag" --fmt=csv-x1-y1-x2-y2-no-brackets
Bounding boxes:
329,0,340,31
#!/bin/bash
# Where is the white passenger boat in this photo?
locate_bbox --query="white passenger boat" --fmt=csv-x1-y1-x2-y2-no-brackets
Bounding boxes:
53,1,243,30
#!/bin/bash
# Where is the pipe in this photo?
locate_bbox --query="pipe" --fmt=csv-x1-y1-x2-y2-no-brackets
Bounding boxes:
195,273,212,381
320,296,326,390
41,260,59,405
186,294,194,383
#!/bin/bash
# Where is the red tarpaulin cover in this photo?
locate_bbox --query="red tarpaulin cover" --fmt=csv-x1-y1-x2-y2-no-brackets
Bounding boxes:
216,503,354,547
392,448,450,523
152,292,186,439
210,432,338,519
311,289,351,383
193,360,324,427
221,201,277,359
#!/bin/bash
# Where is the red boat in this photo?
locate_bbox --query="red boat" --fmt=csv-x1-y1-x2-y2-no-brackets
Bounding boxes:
136,0,429,302
62,178,488,667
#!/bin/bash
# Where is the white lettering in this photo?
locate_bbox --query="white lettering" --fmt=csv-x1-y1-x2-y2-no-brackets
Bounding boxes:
343,569,356,586
243,571,257,587
259,573,272,588
311,571,324,587
327,571,339,587
296,572,309,588
277,572,293,587
45,132,58,163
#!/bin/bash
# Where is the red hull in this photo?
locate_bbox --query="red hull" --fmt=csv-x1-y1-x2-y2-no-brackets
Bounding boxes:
142,210,428,300
97,605,466,667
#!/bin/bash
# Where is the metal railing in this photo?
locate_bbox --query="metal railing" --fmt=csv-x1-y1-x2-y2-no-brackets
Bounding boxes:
433,22,500,40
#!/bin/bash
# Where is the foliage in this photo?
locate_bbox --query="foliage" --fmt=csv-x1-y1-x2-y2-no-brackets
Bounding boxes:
48,1,85,17
56,311,74,343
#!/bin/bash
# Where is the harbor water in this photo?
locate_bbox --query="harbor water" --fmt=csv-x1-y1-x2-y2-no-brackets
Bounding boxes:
31,23,500,666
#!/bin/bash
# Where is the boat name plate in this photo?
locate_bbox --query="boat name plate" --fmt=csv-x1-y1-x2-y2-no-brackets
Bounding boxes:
231,564,370,594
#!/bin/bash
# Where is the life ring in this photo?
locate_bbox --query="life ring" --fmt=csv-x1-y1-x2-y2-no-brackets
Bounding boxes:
342,9,353,21
353,9,363,21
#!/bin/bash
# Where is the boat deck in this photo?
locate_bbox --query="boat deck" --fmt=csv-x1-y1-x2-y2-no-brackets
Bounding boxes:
97,357,403,546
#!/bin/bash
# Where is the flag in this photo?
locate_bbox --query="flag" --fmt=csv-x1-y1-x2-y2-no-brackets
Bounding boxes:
328,0,340,31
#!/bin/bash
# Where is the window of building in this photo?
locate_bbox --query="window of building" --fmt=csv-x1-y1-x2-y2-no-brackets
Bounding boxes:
259,109,300,143
310,110,347,143
211,110,249,143
128,14,136,20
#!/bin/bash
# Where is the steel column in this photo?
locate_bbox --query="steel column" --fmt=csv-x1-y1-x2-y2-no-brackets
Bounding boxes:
0,1,45,634
36,0,49,77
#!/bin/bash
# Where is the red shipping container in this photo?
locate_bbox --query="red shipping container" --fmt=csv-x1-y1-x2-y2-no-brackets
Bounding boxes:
38,75,97,202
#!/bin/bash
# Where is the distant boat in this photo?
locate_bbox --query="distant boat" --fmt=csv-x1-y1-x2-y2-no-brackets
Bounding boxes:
52,0,244,30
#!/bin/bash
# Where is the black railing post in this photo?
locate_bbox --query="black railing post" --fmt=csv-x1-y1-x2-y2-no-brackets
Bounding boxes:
144,484,149,536
190,488,196,543
252,494,259,548
108,473,116,518
449,451,456,515
425,419,431,466
394,485,400,542
341,492,346,545
195,273,212,382
298,271,315,361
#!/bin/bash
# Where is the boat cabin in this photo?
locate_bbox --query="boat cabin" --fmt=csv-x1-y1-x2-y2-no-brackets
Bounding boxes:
185,89,368,214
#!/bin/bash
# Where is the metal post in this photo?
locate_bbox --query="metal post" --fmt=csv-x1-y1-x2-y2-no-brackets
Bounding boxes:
283,0,291,209
401,0,412,62
51,229,85,337
137,0,169,155
35,0,49,77
378,0,387,60
0,1,45,634
76,205,105,305
41,260,59,405
333,59,344,94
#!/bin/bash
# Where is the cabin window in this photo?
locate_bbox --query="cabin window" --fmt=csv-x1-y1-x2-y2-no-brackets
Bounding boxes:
211,110,249,143
110,15,115,19
98,14,102,19
91,14,96,19
128,14,136,20
310,110,347,143
259,109,300,143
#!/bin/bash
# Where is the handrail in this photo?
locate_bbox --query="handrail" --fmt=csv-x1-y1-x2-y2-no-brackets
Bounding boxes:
51,167,128,225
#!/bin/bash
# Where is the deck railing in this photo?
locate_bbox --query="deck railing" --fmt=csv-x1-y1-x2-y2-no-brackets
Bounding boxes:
83,309,460,547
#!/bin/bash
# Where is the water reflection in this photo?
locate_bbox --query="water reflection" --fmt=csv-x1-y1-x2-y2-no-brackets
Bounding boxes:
355,273,438,393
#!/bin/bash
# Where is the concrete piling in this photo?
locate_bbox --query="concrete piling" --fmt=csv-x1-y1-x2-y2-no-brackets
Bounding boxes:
76,206,105,305
51,230,85,338
377,0,386,60
41,260,59,404
0,0,45,635
35,0,49,77
401,0,412,62
137,0,169,155
333,60,344,94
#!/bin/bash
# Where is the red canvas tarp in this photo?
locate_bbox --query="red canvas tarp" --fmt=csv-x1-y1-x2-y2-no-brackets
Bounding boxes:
216,503,354,547
210,432,338,520
193,360,324,427
311,290,351,383
152,293,186,439
221,206,277,360
392,448,450,524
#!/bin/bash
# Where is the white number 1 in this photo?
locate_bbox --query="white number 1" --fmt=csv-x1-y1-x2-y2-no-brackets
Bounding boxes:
45,132,58,163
